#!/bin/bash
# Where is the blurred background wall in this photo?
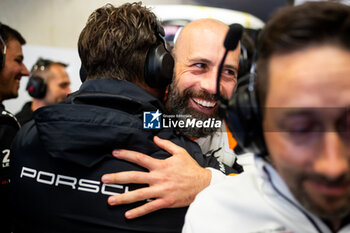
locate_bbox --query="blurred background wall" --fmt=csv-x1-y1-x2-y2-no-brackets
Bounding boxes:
0,0,289,49
0,0,290,113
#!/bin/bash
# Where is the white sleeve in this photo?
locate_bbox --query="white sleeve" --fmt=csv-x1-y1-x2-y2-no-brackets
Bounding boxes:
182,191,206,233
206,167,226,186
182,178,218,233
182,218,193,233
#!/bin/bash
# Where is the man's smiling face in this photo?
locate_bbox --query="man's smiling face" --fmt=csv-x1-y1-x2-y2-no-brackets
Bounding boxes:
263,45,350,224
168,19,240,138
0,38,29,101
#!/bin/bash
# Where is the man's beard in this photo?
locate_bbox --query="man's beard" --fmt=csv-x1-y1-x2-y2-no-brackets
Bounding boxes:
167,82,221,138
286,169,350,221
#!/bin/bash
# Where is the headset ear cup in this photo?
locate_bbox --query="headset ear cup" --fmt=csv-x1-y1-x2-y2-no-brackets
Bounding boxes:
0,23,4,71
0,38,4,71
26,76,47,99
79,64,87,83
144,43,174,88
238,43,249,78
0,52,3,71
224,73,267,156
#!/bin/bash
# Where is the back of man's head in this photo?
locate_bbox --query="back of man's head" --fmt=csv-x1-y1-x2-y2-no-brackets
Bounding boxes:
78,2,160,85
257,1,350,106
27,58,70,106
30,58,67,83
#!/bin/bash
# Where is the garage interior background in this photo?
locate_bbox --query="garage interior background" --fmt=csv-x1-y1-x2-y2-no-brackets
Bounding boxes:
0,0,290,113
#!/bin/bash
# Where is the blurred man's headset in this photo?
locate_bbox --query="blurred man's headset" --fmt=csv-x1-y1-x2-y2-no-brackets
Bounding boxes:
216,24,268,157
26,58,52,99
0,22,7,71
80,22,174,89
238,42,249,78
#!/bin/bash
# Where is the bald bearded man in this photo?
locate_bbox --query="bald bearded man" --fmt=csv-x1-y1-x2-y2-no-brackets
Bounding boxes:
168,18,243,168
102,18,244,219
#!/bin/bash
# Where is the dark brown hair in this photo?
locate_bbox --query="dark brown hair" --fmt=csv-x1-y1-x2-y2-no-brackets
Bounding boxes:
78,2,160,83
0,23,26,47
257,2,350,107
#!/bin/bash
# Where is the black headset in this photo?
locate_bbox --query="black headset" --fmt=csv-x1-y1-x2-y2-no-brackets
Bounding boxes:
144,22,174,88
26,76,47,99
0,22,6,71
79,63,87,83
26,58,51,99
223,72,267,156
238,43,249,78
217,24,268,157
238,30,257,79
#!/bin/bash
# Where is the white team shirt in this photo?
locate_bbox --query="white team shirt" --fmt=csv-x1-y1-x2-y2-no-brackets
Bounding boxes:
183,156,350,233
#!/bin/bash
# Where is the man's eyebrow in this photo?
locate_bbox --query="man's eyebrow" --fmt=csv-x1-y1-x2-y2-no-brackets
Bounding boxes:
223,64,238,72
188,57,212,65
271,107,350,120
283,108,316,117
187,57,238,71
268,108,316,122
267,108,318,132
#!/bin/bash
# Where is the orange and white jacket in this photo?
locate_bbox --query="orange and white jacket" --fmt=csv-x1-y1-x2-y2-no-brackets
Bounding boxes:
195,121,254,172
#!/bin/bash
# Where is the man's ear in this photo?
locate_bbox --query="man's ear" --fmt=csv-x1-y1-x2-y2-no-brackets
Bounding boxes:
142,82,166,101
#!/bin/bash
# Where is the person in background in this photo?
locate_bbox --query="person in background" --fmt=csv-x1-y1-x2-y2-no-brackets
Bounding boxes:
15,57,71,126
183,2,350,232
0,22,29,233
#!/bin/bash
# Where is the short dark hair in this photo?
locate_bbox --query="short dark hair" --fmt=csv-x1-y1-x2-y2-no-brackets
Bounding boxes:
78,2,160,84
31,57,67,72
257,2,350,107
0,22,26,51
30,57,68,82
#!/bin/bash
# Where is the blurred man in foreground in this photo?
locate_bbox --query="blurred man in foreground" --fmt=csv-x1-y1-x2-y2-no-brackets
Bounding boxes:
183,2,350,232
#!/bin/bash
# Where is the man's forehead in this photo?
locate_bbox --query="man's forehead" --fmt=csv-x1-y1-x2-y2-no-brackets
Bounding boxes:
6,38,21,48
50,64,69,78
266,45,350,108
174,20,227,49
6,39,23,56
177,29,226,58
183,24,227,42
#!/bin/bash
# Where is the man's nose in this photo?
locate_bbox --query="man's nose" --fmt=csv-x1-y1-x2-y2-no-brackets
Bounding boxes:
21,64,30,76
66,87,71,95
199,70,217,94
314,132,349,180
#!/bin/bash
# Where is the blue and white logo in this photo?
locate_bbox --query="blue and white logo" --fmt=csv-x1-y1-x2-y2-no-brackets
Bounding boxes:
143,110,162,129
